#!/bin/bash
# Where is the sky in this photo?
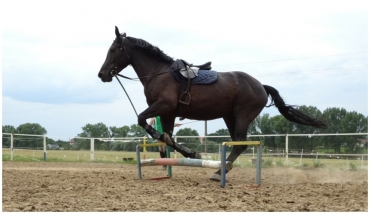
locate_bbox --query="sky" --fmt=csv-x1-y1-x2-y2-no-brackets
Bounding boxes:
1,0,368,141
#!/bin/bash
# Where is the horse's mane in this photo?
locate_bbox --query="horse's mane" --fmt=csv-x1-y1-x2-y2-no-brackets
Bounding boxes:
127,37,174,63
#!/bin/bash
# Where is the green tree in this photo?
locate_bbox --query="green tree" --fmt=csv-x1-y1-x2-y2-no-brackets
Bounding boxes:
78,123,110,138
175,128,200,150
14,123,46,149
340,111,368,153
16,123,47,135
258,113,278,148
110,125,130,138
322,107,347,153
77,123,110,150
128,124,147,137
248,115,261,135
2,125,16,134
207,128,231,144
2,125,16,147
290,105,324,151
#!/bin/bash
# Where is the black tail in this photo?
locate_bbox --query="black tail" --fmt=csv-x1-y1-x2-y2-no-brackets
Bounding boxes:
263,85,328,129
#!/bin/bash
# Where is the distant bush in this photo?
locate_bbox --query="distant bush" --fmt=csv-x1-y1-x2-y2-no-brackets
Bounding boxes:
262,158,273,167
349,162,357,170
313,159,324,168
275,158,284,166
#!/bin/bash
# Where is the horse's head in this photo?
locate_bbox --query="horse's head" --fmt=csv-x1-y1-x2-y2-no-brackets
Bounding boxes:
98,26,131,82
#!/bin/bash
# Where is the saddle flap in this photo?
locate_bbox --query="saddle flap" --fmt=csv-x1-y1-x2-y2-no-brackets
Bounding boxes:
179,66,199,78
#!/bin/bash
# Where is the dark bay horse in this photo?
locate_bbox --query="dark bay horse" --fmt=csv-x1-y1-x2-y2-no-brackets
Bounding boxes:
98,26,328,181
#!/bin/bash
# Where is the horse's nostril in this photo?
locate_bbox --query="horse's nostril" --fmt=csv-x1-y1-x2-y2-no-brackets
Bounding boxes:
98,72,103,78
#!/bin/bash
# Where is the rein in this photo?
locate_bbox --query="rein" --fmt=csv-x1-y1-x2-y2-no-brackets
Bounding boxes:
110,36,168,140
113,74,152,140
113,71,169,81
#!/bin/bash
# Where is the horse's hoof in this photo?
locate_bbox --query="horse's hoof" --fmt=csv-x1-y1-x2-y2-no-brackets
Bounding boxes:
209,173,221,181
188,152,202,159
194,152,202,159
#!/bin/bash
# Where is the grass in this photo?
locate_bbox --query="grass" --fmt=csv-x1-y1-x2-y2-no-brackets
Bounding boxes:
313,159,324,168
349,162,357,170
262,158,273,167
275,158,284,166
2,149,368,170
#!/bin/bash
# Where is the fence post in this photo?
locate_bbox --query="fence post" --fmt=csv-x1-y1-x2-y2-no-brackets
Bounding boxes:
90,138,94,161
10,133,13,161
43,135,47,161
285,134,289,164
136,145,142,180
143,137,147,159
174,136,177,159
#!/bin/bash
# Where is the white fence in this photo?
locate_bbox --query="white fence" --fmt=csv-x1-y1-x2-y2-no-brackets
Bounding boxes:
2,133,368,163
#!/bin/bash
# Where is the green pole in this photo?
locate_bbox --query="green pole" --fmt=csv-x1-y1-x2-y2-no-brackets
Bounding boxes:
166,145,172,177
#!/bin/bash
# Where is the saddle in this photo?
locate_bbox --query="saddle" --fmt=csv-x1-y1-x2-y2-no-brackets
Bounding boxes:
171,59,212,78
171,59,215,117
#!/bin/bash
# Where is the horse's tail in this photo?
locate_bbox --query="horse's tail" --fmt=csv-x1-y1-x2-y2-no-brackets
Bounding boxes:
263,85,328,128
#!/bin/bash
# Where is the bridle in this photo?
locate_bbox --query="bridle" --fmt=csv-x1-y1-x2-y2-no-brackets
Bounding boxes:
110,35,168,81
110,36,136,80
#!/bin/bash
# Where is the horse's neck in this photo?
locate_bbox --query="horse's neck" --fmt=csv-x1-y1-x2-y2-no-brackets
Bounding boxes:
130,51,172,85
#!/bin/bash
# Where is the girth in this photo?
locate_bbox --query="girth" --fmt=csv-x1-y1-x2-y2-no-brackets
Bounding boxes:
171,59,212,117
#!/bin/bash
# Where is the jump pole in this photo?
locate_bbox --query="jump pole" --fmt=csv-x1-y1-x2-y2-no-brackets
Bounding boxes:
136,143,233,180
136,143,173,179
221,141,262,188
138,158,232,180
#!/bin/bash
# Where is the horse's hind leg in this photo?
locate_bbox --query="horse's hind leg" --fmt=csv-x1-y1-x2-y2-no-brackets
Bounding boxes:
210,115,250,181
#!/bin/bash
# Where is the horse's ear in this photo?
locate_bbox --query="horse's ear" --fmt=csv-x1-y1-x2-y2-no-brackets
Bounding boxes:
122,32,126,37
115,26,120,37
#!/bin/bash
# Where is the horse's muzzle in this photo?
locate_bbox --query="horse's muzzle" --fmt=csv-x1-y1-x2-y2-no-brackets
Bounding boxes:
98,72,113,82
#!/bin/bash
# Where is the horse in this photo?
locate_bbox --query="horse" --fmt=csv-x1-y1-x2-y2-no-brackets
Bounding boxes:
98,26,328,181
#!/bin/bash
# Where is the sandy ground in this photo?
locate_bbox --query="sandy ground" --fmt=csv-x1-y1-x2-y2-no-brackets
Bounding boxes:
2,161,368,212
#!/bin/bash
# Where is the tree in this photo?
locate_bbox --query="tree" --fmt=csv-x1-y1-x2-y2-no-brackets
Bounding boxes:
322,107,347,153
2,125,16,147
16,123,47,135
77,123,110,150
175,128,200,150
14,123,47,149
128,124,147,137
78,123,110,138
290,105,324,151
248,115,261,135
2,125,16,134
340,111,368,153
110,125,130,138
258,113,278,148
208,128,231,144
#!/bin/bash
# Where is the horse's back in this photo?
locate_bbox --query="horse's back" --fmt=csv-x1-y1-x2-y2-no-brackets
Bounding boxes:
181,71,268,120
218,71,267,99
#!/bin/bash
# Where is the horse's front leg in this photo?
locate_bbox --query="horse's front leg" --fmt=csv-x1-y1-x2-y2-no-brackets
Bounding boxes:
136,104,163,140
137,103,201,159
161,116,202,159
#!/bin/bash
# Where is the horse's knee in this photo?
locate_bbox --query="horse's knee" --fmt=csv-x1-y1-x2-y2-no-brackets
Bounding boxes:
137,115,146,127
